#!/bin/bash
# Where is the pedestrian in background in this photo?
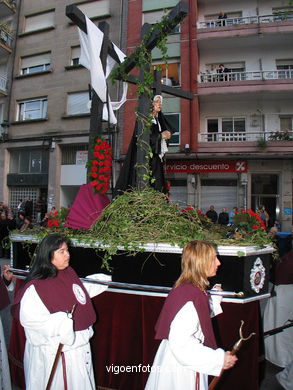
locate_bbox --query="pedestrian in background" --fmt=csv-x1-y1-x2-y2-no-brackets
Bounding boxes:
206,205,218,224
218,208,229,225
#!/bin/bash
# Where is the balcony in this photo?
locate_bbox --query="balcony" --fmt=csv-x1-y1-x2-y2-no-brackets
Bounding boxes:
0,0,16,17
197,12,293,41
0,74,7,94
198,70,293,83
198,130,293,143
0,26,13,53
197,130,293,157
198,12,293,29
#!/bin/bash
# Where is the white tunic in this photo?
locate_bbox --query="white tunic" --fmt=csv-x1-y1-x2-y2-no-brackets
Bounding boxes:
145,296,225,390
20,273,110,390
264,284,293,367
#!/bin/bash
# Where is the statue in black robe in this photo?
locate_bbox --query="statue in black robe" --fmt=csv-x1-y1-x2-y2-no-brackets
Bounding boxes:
113,95,175,197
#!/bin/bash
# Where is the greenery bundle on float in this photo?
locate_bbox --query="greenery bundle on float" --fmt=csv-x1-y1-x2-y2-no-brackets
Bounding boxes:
11,187,276,270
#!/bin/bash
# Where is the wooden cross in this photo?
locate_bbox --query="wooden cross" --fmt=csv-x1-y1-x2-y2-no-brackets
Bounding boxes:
66,1,193,189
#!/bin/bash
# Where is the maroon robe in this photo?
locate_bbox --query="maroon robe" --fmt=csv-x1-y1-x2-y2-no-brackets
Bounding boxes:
0,276,10,311
155,283,217,349
11,266,96,331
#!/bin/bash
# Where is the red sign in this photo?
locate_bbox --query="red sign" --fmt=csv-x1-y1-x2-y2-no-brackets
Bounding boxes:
165,160,247,173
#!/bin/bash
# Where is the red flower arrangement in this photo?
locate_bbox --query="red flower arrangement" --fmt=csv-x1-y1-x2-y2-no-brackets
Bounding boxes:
233,209,266,231
88,138,112,194
48,211,60,228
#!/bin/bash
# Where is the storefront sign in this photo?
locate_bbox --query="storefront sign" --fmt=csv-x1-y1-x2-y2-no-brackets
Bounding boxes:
166,160,247,173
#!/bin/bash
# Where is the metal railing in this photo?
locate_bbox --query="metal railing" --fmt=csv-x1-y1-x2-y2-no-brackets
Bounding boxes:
0,75,7,92
198,130,293,143
0,28,13,47
198,12,293,29
199,70,293,83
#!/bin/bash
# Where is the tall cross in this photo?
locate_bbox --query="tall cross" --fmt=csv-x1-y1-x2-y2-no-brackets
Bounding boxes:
66,1,193,189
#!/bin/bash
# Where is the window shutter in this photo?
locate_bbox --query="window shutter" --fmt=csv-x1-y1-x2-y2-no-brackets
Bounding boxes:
21,52,51,68
77,0,110,18
24,11,55,32
67,92,90,115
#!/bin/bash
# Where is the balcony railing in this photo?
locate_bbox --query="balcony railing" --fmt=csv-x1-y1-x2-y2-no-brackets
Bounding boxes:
198,130,293,143
199,70,293,83
0,27,13,47
0,75,7,92
198,12,293,29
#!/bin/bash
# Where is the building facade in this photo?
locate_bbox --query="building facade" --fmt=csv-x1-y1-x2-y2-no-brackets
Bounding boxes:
0,0,127,214
124,0,293,231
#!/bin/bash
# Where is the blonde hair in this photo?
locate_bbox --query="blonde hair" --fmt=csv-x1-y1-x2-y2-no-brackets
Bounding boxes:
174,240,217,290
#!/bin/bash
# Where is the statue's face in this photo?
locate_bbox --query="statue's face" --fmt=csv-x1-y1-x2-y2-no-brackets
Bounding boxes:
153,97,162,113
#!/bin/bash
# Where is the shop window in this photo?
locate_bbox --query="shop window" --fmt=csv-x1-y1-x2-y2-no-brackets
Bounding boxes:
151,61,180,86
165,113,180,145
21,52,51,75
10,149,49,174
252,174,278,195
24,10,55,33
17,98,47,121
67,92,90,115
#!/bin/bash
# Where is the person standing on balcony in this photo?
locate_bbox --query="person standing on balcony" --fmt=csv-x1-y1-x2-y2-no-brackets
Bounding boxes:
217,64,230,81
218,11,228,26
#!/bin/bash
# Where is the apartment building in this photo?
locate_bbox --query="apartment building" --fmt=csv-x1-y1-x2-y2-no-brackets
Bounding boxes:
125,0,293,231
0,0,17,186
0,0,127,213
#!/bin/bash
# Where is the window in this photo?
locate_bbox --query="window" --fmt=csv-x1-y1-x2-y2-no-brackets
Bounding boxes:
151,60,180,86
67,92,90,115
71,46,81,66
10,149,49,174
165,113,180,145
21,52,51,75
280,116,293,131
61,144,88,164
24,11,54,33
207,117,246,141
18,98,47,121
143,10,180,33
77,1,110,19
272,7,293,21
276,59,293,79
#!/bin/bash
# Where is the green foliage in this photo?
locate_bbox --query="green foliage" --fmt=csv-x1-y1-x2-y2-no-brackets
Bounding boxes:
12,187,276,270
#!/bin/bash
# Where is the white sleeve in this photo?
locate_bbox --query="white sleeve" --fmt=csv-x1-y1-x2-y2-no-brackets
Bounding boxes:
83,273,112,298
168,301,224,377
20,285,75,346
209,294,223,317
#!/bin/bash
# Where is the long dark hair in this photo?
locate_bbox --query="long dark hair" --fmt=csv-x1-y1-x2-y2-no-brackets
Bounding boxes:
25,233,70,283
